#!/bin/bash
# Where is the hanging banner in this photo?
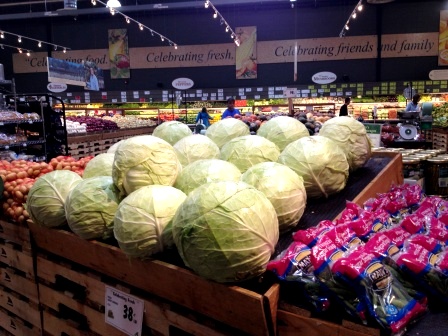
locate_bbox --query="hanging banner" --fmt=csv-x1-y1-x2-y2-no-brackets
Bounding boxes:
108,29,130,79
439,10,448,65
84,61,105,91
47,57,85,86
236,26,257,80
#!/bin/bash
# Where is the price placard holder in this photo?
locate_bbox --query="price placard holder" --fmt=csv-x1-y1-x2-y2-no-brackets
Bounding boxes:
105,286,144,336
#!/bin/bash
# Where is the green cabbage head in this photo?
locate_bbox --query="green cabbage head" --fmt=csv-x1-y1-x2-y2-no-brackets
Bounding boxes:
220,135,280,173
257,116,309,151
82,153,115,178
107,140,124,154
26,170,82,228
278,136,349,198
241,162,307,232
153,121,192,146
112,135,181,197
206,118,250,148
65,176,121,240
172,180,279,283
114,185,187,258
174,159,241,195
319,116,372,171
173,135,220,167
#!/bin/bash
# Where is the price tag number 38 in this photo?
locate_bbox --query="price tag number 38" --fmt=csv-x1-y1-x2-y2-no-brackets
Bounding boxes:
123,305,136,323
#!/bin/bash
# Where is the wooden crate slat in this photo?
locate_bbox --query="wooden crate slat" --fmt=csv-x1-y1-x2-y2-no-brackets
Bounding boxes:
29,222,275,336
42,310,93,336
0,220,31,247
0,286,41,328
0,242,34,278
39,286,123,336
0,307,41,336
0,268,38,304
277,309,376,336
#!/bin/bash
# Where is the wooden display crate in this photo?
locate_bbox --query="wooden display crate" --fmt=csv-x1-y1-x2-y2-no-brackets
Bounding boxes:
37,253,252,336
28,222,279,336
0,220,41,335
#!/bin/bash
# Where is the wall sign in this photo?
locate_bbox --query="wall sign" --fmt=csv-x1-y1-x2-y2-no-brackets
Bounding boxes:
311,72,337,84
172,77,194,90
47,83,67,93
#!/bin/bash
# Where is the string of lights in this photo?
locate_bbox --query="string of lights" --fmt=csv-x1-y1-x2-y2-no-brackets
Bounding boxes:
339,0,364,38
0,42,32,56
0,30,71,53
204,1,240,46
91,0,178,49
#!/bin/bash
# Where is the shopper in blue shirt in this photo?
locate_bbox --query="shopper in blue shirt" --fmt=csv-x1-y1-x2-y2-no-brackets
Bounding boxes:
221,98,241,119
195,107,213,128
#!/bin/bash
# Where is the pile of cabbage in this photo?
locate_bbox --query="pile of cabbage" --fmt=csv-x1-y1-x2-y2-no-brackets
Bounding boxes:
25,116,371,283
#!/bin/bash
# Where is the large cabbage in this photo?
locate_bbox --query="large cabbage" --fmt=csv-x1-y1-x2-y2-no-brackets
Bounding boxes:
26,170,82,228
241,162,307,232
172,181,279,283
174,159,241,195
278,136,349,198
82,153,115,178
112,135,181,197
65,176,121,240
152,121,192,146
206,118,250,148
114,185,187,258
257,116,309,151
220,135,280,173
319,116,372,171
173,135,220,167
107,140,124,154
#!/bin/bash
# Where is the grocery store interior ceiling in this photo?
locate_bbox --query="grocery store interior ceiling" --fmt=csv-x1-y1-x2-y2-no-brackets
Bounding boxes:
0,0,435,21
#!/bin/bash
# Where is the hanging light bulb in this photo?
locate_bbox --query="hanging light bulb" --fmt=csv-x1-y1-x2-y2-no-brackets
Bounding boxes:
26,51,30,56
0,32,4,39
234,39,240,47
63,48,67,53
0,45,4,50
150,30,154,36
18,36,22,43
110,7,115,15
230,33,234,39
125,16,130,24
352,12,357,19
54,45,57,51
204,1,209,8
358,3,363,11
174,44,178,49
345,24,350,30
91,0,96,4
18,48,22,53
139,23,144,30
106,0,121,8
225,26,229,32
213,11,218,19
161,36,165,42
38,41,42,48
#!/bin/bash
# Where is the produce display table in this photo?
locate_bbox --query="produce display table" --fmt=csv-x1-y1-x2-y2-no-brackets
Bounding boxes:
25,151,404,336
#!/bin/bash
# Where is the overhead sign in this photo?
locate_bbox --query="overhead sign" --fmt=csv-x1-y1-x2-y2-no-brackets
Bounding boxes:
311,71,337,84
172,77,194,90
47,82,67,93
429,69,448,80
283,88,298,98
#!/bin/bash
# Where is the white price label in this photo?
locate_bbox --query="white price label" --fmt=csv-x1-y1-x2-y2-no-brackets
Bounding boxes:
105,286,144,336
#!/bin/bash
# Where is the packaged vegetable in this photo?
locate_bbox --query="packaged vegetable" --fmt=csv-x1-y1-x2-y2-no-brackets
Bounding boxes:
292,220,334,247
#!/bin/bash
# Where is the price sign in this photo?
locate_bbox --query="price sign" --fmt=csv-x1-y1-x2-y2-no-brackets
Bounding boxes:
105,286,144,336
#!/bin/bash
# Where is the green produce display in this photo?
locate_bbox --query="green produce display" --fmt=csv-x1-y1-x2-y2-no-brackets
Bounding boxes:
112,135,181,197
26,170,82,228
257,116,309,151
319,116,372,171
220,135,280,173
206,118,250,148
241,162,307,232
153,121,193,145
83,153,115,178
174,159,241,195
172,180,279,283
432,103,448,127
173,135,220,167
65,176,121,240
114,185,187,259
279,136,349,198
